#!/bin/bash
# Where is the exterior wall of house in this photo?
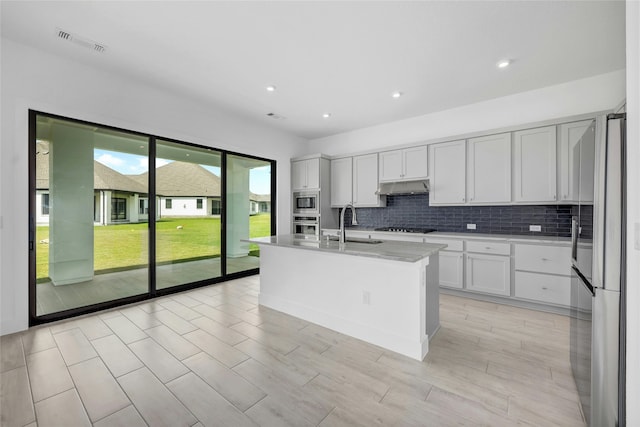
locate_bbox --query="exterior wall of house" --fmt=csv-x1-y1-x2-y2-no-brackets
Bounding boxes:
38,191,149,226
35,191,49,224
158,196,210,217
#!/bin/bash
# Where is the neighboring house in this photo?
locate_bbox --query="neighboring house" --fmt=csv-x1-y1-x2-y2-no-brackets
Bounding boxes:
36,150,270,224
250,193,271,215
36,144,149,225
131,161,223,218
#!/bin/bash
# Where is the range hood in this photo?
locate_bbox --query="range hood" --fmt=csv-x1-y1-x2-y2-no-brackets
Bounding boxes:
376,179,430,195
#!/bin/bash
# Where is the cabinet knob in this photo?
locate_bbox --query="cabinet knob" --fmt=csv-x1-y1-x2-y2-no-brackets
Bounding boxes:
542,287,548,290
462,198,465,202
485,247,491,250
541,258,548,261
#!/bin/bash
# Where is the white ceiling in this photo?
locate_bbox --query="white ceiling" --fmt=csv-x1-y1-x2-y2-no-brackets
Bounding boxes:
1,1,626,140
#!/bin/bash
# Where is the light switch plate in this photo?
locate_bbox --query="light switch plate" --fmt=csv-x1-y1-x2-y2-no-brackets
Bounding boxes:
467,224,476,230
529,225,542,232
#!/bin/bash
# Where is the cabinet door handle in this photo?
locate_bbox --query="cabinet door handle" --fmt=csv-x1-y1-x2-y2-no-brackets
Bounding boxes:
485,246,491,250
542,287,548,290
541,258,548,261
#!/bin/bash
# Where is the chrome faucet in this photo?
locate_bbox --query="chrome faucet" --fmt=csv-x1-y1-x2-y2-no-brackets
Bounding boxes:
339,204,358,244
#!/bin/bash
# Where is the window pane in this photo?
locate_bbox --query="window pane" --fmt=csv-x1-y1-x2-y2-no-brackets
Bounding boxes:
156,140,222,289
226,154,272,275
34,114,149,316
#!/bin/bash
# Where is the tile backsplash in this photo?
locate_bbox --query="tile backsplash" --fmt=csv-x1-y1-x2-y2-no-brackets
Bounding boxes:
343,193,576,237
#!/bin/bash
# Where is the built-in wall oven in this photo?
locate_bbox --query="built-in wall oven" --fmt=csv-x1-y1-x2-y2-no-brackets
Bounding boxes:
293,215,319,237
293,191,319,215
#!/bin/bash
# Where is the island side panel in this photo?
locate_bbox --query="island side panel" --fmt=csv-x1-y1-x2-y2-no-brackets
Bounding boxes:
257,244,432,360
425,254,440,338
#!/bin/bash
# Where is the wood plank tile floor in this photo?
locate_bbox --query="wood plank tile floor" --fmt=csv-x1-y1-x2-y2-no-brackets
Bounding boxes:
1,276,586,426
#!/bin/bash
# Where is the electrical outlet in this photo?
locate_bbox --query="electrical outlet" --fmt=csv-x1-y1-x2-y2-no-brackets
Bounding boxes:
467,224,476,230
529,225,542,232
362,290,371,305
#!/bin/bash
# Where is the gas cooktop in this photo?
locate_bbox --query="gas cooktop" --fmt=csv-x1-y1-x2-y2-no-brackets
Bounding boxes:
374,227,437,234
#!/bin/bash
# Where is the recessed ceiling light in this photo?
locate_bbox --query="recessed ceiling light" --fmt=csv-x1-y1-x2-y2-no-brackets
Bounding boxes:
392,91,403,99
266,85,276,92
322,113,331,119
496,59,511,69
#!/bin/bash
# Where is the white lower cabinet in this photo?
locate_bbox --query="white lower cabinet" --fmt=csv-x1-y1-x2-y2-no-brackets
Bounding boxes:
439,251,464,289
465,253,511,296
514,243,571,307
328,229,573,310
423,237,464,289
515,271,571,306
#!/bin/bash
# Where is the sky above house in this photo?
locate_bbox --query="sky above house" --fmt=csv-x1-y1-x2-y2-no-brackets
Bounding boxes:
94,149,271,194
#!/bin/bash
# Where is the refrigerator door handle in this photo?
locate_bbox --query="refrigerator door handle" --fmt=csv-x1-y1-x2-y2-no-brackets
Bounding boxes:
571,215,579,263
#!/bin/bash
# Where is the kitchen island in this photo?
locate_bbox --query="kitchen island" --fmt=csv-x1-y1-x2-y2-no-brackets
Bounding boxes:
245,234,446,360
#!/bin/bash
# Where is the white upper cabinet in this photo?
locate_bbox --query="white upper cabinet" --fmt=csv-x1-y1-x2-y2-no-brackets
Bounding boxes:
291,158,320,191
558,120,593,202
513,126,557,203
428,140,466,205
353,153,385,207
330,157,353,207
467,133,511,204
379,145,428,182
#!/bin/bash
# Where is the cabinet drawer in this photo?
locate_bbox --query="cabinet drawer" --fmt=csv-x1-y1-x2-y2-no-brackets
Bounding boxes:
423,238,463,251
515,244,571,275
466,240,510,256
515,271,570,307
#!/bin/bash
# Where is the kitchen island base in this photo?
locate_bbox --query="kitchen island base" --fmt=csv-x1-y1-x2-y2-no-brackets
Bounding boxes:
257,244,440,361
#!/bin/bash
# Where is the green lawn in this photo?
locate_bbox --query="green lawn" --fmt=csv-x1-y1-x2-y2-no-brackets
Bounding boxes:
36,214,271,280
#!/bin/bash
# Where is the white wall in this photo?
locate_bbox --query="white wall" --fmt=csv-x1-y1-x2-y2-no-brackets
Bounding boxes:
625,1,639,424
308,70,626,156
0,38,305,335
159,197,208,217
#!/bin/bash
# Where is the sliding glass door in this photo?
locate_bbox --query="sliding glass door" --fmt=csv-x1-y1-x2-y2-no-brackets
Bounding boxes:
30,111,275,324
155,140,222,289
226,154,274,275
33,114,150,317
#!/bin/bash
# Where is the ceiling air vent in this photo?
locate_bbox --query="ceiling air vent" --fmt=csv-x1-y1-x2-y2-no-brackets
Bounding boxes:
57,29,72,40
266,112,286,120
55,27,107,54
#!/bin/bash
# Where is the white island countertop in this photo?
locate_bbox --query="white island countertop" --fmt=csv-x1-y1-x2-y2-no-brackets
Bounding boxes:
246,234,447,263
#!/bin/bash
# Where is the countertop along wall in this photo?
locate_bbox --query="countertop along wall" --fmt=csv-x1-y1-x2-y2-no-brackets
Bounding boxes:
0,38,306,335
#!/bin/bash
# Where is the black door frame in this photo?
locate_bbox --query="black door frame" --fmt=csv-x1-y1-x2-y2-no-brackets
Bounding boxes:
28,110,276,326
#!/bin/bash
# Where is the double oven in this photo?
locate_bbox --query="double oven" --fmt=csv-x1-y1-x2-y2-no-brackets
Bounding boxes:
292,191,319,237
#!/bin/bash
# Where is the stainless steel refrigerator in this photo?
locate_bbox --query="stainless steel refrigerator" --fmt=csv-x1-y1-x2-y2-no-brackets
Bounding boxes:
570,113,626,426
